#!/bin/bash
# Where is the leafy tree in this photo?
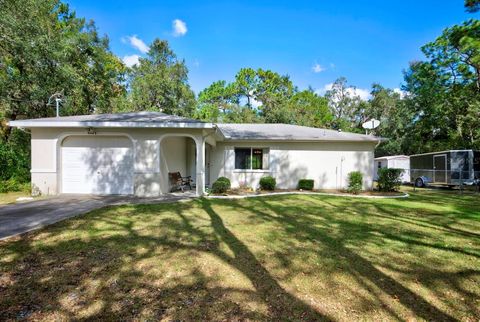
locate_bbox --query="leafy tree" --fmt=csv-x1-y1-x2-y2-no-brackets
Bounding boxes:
0,0,126,189
197,80,238,114
0,0,126,141
234,68,258,108
367,84,412,156
325,77,363,130
223,104,260,123
195,79,255,123
196,68,295,124
402,19,480,152
422,19,480,90
286,89,333,127
465,0,480,12
193,103,222,123
254,69,294,123
128,39,195,117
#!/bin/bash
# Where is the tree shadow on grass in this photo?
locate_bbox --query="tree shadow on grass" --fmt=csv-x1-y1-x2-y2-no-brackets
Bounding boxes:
315,198,480,259
224,195,470,321
1,192,478,320
0,201,333,321
198,198,332,321
0,204,263,320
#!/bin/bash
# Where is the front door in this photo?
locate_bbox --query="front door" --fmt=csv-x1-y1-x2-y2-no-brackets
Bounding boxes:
434,155,447,183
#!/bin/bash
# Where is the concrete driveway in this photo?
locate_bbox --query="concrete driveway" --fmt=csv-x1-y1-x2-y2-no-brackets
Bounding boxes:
0,193,196,240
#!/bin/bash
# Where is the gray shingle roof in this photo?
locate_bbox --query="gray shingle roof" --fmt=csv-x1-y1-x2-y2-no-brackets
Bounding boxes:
9,112,213,128
9,112,381,142
216,123,379,142
17,111,203,123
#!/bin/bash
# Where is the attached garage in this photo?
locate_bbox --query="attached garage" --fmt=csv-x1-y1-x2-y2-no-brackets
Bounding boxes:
61,136,134,194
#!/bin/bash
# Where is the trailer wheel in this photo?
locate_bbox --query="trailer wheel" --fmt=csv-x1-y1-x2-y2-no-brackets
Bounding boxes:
415,178,425,188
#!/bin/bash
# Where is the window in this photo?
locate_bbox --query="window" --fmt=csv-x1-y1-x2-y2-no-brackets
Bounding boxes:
235,148,269,170
377,161,382,169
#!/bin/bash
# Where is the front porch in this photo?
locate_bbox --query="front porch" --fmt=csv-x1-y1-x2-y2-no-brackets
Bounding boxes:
159,135,212,196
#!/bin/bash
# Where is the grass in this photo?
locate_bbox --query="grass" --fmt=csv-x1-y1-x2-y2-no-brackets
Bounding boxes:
0,187,479,321
0,190,33,205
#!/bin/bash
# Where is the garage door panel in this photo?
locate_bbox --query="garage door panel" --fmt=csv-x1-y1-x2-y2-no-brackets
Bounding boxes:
62,137,134,195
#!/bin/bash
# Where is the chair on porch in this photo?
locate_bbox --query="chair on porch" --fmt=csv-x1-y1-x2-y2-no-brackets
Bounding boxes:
168,172,193,192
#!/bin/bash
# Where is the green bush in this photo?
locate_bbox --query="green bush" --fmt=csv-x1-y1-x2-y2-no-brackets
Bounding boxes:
0,137,30,186
211,177,231,194
347,171,363,194
298,179,314,190
0,178,30,193
259,176,276,190
377,168,403,192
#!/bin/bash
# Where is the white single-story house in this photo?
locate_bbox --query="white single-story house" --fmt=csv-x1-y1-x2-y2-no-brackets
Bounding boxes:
9,112,381,196
374,155,410,182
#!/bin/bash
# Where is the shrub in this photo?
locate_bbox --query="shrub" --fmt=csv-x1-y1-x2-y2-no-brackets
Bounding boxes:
0,178,30,193
298,179,314,190
347,171,363,194
211,177,231,194
377,168,403,192
0,138,30,185
259,176,276,190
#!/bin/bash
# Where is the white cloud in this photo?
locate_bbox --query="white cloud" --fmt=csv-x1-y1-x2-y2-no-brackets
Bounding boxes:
312,63,326,73
316,83,371,101
123,35,149,54
315,83,334,95
172,19,187,37
350,87,371,101
393,88,408,99
122,54,140,67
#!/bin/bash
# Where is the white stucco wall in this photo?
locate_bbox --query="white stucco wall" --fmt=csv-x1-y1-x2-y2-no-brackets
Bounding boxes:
210,141,376,190
29,127,376,196
29,127,206,196
161,137,187,175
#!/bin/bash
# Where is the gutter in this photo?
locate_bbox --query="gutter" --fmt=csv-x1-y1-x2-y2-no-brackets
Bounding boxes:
219,138,381,143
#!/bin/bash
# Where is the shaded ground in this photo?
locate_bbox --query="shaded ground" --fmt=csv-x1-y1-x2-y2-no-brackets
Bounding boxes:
0,192,195,240
0,187,479,321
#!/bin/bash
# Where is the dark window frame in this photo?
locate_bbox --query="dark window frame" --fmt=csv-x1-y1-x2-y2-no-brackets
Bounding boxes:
234,147,268,170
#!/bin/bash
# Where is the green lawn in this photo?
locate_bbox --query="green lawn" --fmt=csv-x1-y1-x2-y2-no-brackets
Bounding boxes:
0,188,479,321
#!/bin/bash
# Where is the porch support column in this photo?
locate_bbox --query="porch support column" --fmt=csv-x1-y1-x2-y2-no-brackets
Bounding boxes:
195,136,206,196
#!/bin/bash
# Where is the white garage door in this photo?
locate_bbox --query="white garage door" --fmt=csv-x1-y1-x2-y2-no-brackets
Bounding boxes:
61,136,134,194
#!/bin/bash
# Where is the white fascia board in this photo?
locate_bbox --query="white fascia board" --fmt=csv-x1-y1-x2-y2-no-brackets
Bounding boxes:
8,120,214,129
220,138,381,143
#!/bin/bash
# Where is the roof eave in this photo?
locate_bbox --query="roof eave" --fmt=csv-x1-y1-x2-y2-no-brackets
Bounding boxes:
222,137,381,143
8,120,214,129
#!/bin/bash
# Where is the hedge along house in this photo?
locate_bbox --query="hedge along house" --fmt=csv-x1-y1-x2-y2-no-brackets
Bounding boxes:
9,112,381,196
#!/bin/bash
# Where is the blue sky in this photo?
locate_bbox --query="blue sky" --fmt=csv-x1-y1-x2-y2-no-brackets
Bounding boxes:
69,0,472,95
